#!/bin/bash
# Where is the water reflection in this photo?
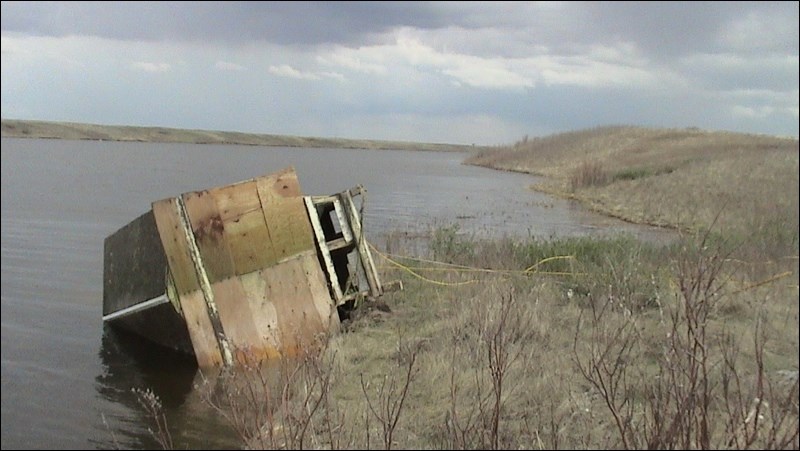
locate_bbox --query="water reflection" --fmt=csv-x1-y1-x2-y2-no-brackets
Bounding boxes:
94,326,238,449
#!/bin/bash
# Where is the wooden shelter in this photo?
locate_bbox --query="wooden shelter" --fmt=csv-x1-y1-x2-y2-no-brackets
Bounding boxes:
102,167,389,367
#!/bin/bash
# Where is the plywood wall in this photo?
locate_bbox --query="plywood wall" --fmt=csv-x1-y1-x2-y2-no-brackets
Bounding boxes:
152,167,338,367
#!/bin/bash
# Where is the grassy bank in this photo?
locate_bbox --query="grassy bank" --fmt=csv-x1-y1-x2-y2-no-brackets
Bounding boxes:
0,119,482,152
465,126,799,256
142,229,797,449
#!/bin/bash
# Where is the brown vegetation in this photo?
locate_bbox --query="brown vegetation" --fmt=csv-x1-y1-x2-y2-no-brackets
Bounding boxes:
465,126,799,247
138,228,798,449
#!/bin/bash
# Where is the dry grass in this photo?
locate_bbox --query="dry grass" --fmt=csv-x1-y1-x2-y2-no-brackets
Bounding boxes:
333,231,799,449
465,126,799,251
135,230,796,449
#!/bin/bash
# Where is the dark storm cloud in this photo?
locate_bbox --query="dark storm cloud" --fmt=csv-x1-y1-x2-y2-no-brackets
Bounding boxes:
426,1,798,58
582,1,799,56
0,1,450,45
2,1,796,58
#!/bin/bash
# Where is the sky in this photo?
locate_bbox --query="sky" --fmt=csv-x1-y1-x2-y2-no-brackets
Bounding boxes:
1,1,798,145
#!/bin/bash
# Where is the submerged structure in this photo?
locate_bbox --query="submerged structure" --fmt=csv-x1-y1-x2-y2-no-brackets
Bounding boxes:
102,167,391,367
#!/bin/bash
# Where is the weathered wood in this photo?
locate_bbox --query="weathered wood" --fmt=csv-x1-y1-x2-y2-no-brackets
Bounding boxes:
308,194,338,204
176,195,234,366
165,269,182,317
179,289,225,367
305,196,345,302
182,190,236,283
210,276,270,365
240,270,283,359
213,181,276,275
333,197,353,243
106,300,195,355
342,190,382,297
257,170,315,262
268,254,329,356
104,204,193,356
262,166,304,197
300,250,341,334
152,198,201,295
326,237,354,252
106,166,382,368
154,196,233,366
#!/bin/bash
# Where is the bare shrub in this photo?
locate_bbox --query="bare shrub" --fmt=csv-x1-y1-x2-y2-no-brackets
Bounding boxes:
574,231,800,449
360,338,421,450
720,319,800,449
197,347,349,450
133,387,174,450
572,290,641,449
442,284,536,449
641,234,733,449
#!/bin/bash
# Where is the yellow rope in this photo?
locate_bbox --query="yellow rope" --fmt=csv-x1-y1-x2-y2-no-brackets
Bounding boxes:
376,265,582,276
369,240,793,293
524,255,576,273
729,271,794,295
368,241,582,286
376,249,478,271
374,246,479,286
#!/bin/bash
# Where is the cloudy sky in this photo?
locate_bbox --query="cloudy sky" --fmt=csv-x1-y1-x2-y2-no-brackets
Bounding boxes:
1,1,797,145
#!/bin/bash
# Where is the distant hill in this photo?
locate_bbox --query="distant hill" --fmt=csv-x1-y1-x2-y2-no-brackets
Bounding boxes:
0,119,482,153
466,125,799,246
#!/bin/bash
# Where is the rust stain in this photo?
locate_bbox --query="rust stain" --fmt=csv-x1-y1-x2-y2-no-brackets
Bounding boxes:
193,214,225,242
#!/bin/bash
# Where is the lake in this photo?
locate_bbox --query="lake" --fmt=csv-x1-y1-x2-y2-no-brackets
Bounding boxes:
0,138,671,449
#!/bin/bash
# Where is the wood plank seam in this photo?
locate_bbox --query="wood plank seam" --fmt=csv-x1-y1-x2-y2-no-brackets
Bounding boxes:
176,196,234,366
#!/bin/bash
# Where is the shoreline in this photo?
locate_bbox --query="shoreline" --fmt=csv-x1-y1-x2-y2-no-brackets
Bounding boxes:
0,119,488,153
467,160,681,233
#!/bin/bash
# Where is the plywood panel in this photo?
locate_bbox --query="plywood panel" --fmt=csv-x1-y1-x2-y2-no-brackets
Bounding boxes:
273,197,315,260
299,251,340,333
211,276,273,365
180,289,224,367
152,198,200,295
287,196,315,255
240,270,283,359
182,190,236,283
150,167,339,366
213,180,262,222
266,255,327,355
257,169,314,262
260,166,304,198
212,182,276,275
